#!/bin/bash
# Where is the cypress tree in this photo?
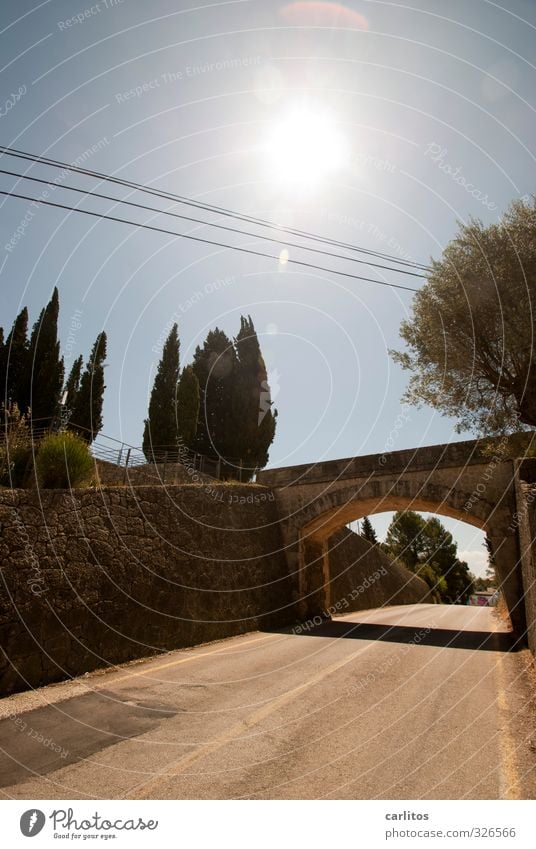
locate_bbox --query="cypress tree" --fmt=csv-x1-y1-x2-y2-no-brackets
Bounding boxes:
232,315,276,478
142,324,180,460
63,355,83,412
191,328,236,463
2,307,29,412
361,516,378,544
0,328,5,431
0,327,4,407
70,332,107,442
177,365,200,449
28,288,64,430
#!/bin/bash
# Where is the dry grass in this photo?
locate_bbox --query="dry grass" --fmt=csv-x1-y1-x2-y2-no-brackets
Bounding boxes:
492,593,513,630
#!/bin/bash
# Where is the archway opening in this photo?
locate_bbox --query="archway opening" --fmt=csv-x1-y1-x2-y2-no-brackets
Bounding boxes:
300,504,494,621
294,478,523,634
346,511,493,607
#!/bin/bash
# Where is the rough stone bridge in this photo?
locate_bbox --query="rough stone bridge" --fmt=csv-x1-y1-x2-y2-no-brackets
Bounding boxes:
257,435,535,636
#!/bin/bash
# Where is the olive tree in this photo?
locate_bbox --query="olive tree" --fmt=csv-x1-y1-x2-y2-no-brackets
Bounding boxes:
391,197,536,433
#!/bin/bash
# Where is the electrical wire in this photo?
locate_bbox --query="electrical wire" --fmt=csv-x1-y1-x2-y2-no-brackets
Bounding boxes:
0,166,426,279
0,187,419,293
0,144,431,272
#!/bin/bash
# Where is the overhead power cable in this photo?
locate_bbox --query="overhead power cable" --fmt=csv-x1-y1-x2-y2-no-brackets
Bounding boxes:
0,144,431,273
0,188,419,293
0,166,426,280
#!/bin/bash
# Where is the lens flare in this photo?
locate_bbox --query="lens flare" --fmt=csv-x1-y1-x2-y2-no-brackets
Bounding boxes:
279,2,369,30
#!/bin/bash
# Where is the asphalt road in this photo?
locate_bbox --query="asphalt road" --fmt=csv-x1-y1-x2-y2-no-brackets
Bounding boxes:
1,603,534,799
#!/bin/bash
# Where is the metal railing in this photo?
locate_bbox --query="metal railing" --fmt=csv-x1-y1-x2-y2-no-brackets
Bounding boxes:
91,435,223,479
92,436,258,482
1,417,258,482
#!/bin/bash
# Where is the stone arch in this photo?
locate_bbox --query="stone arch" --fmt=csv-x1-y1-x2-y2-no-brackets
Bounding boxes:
297,478,494,543
259,439,529,636
286,476,523,632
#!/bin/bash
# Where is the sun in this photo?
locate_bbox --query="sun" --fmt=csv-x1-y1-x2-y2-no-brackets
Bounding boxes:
264,105,349,191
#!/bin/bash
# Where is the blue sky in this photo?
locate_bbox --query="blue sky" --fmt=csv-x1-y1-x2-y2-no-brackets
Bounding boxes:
1,0,535,575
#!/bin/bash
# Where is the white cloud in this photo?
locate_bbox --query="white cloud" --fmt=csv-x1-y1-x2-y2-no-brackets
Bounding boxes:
459,548,489,577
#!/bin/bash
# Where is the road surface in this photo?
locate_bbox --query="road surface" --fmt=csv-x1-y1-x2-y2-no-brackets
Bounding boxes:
0,603,534,799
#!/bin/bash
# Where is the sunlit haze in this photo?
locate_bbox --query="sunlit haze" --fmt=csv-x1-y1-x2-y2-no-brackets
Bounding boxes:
264,104,350,191
1,0,535,577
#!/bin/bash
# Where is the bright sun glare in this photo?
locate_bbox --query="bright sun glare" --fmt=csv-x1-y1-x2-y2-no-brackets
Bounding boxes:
265,106,349,191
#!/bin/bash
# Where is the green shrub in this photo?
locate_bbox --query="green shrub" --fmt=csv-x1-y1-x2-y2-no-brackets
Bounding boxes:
36,431,94,488
0,402,33,487
0,444,33,487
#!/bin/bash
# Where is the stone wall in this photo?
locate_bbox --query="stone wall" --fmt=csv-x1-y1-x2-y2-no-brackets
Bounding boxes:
94,458,214,487
515,470,536,655
0,485,436,697
328,527,433,613
0,484,293,696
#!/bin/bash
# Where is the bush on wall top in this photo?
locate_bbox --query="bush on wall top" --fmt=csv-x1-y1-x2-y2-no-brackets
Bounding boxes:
36,431,94,489
0,402,33,488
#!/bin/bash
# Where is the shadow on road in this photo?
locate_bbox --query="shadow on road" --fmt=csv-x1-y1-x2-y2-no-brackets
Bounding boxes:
0,688,177,789
268,618,518,652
